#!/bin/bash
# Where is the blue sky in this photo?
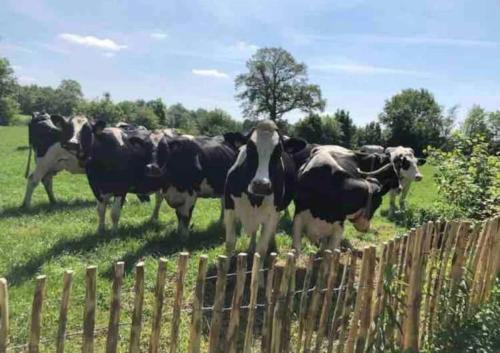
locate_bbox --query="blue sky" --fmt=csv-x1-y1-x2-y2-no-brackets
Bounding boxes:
1,0,499,125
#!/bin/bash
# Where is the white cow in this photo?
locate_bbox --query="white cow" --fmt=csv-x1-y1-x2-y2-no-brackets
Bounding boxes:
385,146,425,212
21,113,88,208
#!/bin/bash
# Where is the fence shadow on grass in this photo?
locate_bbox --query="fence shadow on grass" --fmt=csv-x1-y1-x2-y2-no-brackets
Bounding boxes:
4,221,162,285
0,199,95,220
110,220,225,278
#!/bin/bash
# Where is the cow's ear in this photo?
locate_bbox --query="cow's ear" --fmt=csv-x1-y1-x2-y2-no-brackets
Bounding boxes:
223,132,248,149
409,147,415,155
417,158,426,166
92,120,106,135
283,137,307,154
50,114,67,129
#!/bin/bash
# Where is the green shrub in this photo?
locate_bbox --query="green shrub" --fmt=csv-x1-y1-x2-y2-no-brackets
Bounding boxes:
0,96,20,125
426,134,499,220
427,280,500,353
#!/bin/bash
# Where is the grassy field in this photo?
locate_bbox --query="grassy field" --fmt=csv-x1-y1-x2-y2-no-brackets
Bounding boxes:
0,125,437,351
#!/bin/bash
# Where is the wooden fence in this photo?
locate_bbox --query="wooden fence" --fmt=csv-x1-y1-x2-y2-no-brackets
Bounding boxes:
0,217,499,353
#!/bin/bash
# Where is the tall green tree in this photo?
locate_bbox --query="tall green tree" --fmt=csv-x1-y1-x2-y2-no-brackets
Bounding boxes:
235,47,325,123
294,113,342,144
334,109,356,148
147,98,167,125
356,122,383,147
0,57,19,125
379,88,448,154
166,103,197,132
196,108,241,136
54,79,83,115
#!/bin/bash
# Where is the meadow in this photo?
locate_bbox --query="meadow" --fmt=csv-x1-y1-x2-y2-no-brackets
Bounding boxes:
0,125,437,351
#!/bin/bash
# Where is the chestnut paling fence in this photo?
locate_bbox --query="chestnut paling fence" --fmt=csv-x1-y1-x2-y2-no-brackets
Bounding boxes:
0,217,499,353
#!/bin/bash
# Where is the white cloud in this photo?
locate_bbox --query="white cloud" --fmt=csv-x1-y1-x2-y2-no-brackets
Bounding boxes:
150,32,168,40
11,65,22,71
313,63,426,76
233,41,259,52
192,69,229,78
18,75,36,84
58,33,127,51
103,52,115,58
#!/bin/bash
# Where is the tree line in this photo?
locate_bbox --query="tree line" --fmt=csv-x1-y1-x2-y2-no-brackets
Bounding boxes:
1,49,498,154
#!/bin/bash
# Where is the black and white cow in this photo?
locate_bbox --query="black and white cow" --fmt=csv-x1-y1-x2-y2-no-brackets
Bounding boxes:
79,121,165,233
385,146,425,212
145,130,246,235
360,145,385,154
292,145,402,253
224,120,307,256
21,113,88,208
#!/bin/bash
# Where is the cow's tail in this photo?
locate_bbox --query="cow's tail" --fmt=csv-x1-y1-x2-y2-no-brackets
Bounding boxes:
24,144,32,179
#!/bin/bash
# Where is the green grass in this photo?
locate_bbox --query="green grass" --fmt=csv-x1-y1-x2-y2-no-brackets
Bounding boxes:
0,126,437,351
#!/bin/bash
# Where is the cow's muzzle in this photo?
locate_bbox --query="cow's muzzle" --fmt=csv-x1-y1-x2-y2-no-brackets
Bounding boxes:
145,164,162,177
249,178,272,196
415,174,423,182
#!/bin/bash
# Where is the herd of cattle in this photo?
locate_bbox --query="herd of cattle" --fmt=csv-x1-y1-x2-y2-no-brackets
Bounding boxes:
22,112,425,256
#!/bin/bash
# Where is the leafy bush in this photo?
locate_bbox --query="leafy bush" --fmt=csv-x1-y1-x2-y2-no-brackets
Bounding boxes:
0,96,20,125
427,280,500,353
426,134,499,220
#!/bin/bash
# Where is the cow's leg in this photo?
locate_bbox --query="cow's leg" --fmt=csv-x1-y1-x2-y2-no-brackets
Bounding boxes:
292,211,304,253
97,195,111,234
248,231,258,254
150,191,163,221
399,181,411,210
256,212,280,257
111,196,124,232
224,209,237,256
21,160,48,208
41,174,56,204
327,222,344,251
175,194,196,236
389,188,397,214
219,198,225,223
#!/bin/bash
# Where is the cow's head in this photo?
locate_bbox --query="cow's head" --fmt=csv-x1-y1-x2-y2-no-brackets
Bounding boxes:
386,146,423,182
356,153,403,195
348,178,384,232
144,129,174,177
50,114,89,152
245,120,306,196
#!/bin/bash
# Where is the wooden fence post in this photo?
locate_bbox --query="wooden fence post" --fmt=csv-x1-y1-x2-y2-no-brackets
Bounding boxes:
208,255,229,353
170,252,189,353
337,253,357,353
327,251,351,353
356,246,376,353
271,254,294,353
481,217,500,302
366,241,392,350
303,250,332,353
263,255,280,353
297,254,315,353
0,278,9,353
129,262,145,353
82,266,97,353
227,253,248,353
28,275,47,353
282,252,297,353
344,247,371,353
149,258,167,353
402,226,426,352
56,270,73,353
106,262,124,353
243,253,262,353
188,255,208,353
469,219,492,309
314,250,341,353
